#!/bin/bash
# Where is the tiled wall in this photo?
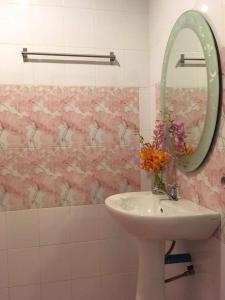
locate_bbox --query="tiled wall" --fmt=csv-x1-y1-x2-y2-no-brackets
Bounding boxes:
0,0,150,299
164,87,207,147
0,85,140,211
142,0,225,299
0,205,137,300
0,0,149,87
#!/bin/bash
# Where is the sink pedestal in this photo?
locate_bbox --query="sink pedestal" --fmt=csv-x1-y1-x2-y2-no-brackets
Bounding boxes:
105,192,221,300
136,239,165,300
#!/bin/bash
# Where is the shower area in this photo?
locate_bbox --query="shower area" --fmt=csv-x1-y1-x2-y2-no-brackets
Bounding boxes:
0,1,149,299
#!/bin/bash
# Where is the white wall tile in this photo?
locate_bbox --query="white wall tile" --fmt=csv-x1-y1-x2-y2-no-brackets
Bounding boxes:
139,129,152,143
0,213,7,250
99,237,137,275
8,247,40,286
139,86,156,133
101,273,131,300
95,0,148,13
95,49,123,87
0,251,8,288
122,50,149,87
0,0,150,87
64,47,96,86
31,0,63,5
69,205,101,242
182,237,221,300
7,209,39,249
0,4,30,44
41,281,71,300
0,45,34,85
94,0,125,11
148,0,182,51
94,11,149,50
31,46,66,85
70,241,100,279
220,240,225,299
172,0,196,14
33,62,66,86
64,8,94,48
93,11,125,50
0,288,9,300
194,0,224,47
121,13,149,50
139,87,151,131
9,285,41,300
149,42,165,86
0,0,30,3
126,273,137,300
63,0,94,9
40,244,70,283
122,0,149,13
40,207,70,246
71,277,101,300
98,205,127,239
31,6,64,46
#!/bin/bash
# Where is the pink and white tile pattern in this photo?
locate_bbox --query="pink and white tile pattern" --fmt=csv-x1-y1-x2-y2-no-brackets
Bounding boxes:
0,85,140,210
0,86,139,149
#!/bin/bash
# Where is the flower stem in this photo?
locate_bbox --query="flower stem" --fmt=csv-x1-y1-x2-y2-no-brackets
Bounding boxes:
153,172,166,193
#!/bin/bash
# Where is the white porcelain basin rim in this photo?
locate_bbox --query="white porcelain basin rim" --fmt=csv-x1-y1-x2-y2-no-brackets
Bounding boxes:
105,192,219,218
105,192,220,241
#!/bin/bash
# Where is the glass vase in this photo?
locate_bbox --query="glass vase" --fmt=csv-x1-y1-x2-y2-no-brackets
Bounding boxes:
152,171,166,194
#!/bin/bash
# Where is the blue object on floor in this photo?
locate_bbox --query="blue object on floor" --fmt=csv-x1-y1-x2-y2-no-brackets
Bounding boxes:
165,253,192,264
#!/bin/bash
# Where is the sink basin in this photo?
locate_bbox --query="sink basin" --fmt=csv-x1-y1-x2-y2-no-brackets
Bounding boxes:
105,191,220,240
105,192,220,300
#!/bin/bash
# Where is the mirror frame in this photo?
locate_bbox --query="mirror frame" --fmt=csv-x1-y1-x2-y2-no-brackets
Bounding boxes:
160,10,221,172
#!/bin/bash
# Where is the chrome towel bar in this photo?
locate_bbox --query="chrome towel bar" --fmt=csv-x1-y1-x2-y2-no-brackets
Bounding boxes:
176,54,206,68
21,48,119,66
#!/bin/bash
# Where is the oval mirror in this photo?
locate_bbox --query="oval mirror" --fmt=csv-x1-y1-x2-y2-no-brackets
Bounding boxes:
160,10,221,172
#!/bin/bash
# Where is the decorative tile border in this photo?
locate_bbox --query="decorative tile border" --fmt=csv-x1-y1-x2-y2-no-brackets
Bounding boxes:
0,85,140,210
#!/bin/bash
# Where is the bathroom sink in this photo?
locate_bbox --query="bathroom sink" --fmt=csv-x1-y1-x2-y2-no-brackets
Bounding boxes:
105,191,220,240
105,192,220,300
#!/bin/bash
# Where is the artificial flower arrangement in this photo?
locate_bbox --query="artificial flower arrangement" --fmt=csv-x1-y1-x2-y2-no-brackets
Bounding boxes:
139,116,193,193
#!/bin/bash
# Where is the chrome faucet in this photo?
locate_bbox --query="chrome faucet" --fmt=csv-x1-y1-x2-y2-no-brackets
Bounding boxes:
167,183,178,201
158,183,178,201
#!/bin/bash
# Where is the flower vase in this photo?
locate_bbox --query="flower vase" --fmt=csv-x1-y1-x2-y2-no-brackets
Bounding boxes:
152,171,166,194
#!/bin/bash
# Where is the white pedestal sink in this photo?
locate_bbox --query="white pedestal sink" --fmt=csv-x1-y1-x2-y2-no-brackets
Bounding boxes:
105,192,220,300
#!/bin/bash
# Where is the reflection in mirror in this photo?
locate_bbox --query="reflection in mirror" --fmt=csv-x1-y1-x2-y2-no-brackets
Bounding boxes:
160,10,221,172
166,28,207,151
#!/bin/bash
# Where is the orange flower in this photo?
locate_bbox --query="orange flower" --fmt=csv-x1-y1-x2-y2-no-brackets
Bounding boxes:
176,143,194,157
140,144,170,172
183,143,193,156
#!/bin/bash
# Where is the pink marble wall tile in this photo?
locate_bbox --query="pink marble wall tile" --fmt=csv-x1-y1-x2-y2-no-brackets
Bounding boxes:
0,85,139,150
165,87,207,147
0,85,140,210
